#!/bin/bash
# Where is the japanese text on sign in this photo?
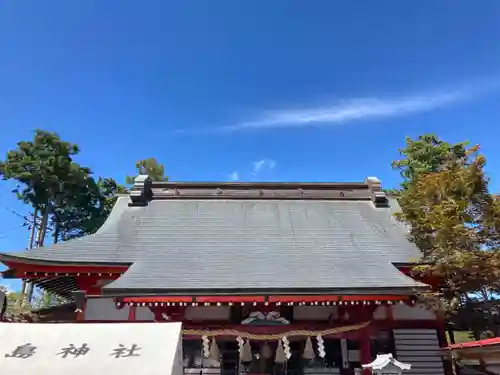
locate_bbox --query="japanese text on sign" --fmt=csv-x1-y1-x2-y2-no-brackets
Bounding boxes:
5,343,142,359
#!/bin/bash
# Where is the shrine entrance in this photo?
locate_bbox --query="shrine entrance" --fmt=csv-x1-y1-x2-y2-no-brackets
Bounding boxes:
240,340,303,375
181,316,385,375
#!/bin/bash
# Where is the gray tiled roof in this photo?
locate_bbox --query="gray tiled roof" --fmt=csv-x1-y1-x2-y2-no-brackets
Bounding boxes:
0,195,425,294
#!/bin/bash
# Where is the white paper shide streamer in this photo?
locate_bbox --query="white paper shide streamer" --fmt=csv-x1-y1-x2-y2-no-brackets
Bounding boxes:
316,335,326,358
202,335,211,358
282,336,291,360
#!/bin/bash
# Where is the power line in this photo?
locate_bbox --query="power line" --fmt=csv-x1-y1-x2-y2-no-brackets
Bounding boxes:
0,205,52,232
2,206,30,222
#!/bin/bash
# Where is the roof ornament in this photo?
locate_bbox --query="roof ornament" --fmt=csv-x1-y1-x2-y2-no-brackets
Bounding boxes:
129,175,153,207
365,177,389,208
362,353,411,375
241,311,290,325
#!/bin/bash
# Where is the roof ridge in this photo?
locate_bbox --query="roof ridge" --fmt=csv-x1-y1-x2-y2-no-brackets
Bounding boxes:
127,175,390,207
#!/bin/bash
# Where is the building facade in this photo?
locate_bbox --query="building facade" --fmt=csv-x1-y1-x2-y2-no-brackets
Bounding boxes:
0,177,448,375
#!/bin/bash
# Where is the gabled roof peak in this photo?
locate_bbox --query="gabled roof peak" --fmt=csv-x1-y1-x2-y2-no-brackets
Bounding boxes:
128,176,390,208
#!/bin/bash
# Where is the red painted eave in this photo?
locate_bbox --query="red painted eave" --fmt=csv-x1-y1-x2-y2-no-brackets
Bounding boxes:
0,258,130,278
446,338,500,350
0,253,130,268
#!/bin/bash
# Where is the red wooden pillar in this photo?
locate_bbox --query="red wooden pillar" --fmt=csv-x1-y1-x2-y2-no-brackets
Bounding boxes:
73,291,87,321
128,305,137,321
76,305,86,321
360,331,372,375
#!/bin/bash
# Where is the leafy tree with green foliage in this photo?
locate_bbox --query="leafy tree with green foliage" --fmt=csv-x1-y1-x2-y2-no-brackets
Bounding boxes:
0,129,85,245
0,130,91,301
0,129,127,301
0,129,127,243
126,157,168,184
392,134,469,191
1,131,166,305
392,134,500,338
49,167,97,242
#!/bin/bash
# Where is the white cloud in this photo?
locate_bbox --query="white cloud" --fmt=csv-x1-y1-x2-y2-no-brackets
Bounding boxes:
253,158,276,174
174,79,499,136
215,81,499,132
228,171,239,181
229,92,464,131
253,160,265,173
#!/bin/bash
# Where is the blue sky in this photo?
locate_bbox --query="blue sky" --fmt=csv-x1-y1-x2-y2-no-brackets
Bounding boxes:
0,1,499,290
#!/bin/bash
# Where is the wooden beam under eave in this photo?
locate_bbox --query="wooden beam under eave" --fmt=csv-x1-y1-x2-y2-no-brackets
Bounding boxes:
120,295,412,306
2,261,129,276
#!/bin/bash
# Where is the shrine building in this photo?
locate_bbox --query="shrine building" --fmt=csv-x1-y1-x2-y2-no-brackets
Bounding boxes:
0,177,449,375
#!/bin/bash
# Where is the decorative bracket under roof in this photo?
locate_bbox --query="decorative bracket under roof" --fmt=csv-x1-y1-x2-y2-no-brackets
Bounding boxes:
129,175,153,207
365,177,389,208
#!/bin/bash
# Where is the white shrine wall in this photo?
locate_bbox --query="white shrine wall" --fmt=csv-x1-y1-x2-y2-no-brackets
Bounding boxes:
84,300,231,321
136,305,155,320
184,306,230,321
84,299,437,322
293,306,338,320
372,303,436,320
292,303,436,321
84,298,154,321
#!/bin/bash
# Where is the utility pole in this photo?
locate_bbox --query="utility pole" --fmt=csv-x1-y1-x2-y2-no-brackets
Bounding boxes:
20,208,38,304
2,206,52,306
